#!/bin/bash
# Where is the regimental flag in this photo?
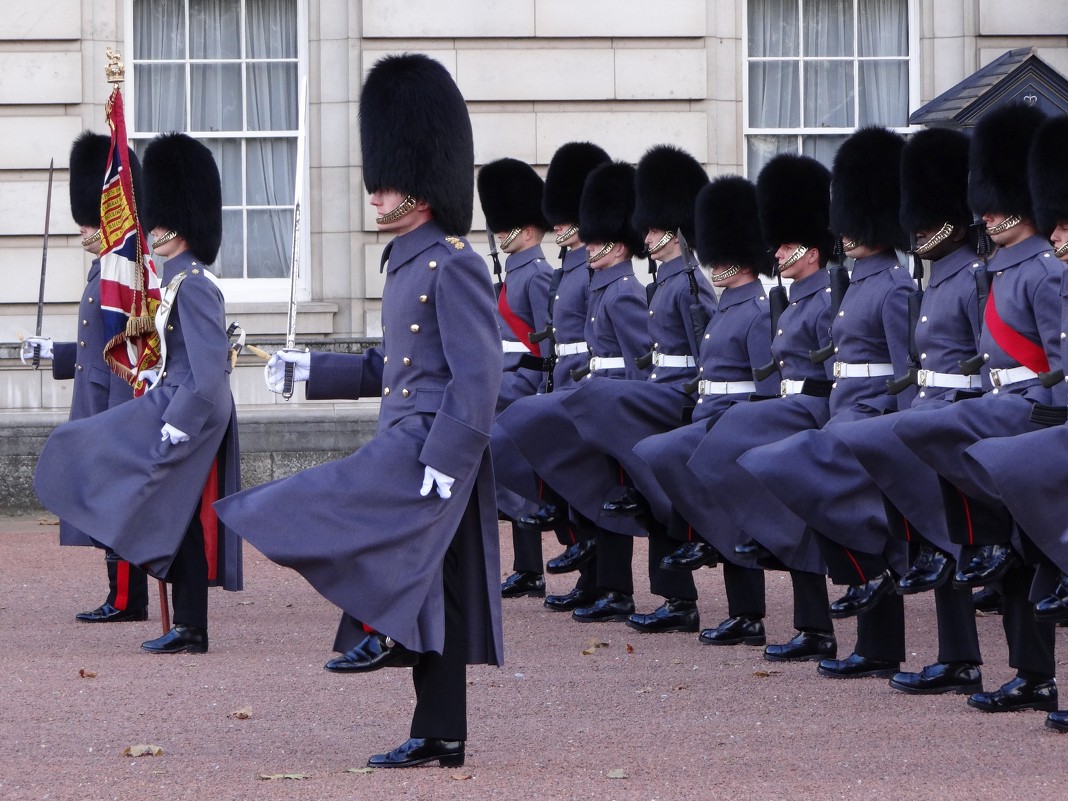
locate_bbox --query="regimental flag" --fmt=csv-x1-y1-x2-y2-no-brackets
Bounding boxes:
98,84,161,397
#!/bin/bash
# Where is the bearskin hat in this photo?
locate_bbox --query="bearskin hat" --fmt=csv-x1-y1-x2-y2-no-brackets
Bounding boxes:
578,161,644,256
477,158,549,233
1028,114,1068,236
141,133,222,265
631,144,709,243
968,102,1047,220
69,131,143,229
756,153,834,257
695,176,774,276
360,53,474,236
830,127,908,252
900,127,971,235
542,141,610,227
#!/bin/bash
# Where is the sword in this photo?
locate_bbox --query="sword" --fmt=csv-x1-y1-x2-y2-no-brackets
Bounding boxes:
487,228,504,296
281,78,308,400
33,159,55,369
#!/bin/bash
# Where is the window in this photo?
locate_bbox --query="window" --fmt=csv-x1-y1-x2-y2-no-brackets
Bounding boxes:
745,0,914,176
129,0,304,297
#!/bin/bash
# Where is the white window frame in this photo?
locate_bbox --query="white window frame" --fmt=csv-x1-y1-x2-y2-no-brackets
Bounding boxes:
124,0,310,304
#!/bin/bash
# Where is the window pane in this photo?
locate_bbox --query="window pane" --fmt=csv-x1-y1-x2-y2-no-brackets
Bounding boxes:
247,63,298,131
749,62,800,127
134,64,187,131
191,64,242,131
201,139,243,206
804,61,854,127
748,0,798,57
134,0,186,59
805,0,853,57
218,210,245,276
859,0,907,56
859,62,908,126
747,135,798,179
247,139,297,205
247,209,293,278
802,134,848,170
247,0,298,58
189,0,241,59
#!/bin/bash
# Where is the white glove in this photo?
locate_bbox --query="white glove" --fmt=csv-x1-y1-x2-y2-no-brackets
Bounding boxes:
420,465,455,500
265,348,311,393
160,423,190,446
20,336,53,364
137,368,160,388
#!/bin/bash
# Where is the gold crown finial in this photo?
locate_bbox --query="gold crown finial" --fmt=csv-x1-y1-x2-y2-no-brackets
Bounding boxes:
105,48,125,83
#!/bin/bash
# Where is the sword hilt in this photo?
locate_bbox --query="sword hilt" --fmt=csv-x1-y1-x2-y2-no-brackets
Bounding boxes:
282,362,295,400
31,344,40,370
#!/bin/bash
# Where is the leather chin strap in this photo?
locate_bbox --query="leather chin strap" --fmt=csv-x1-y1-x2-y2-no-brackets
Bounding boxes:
555,225,578,245
376,195,416,225
500,227,522,250
647,230,675,256
153,229,178,247
81,229,102,247
710,264,742,282
779,244,808,270
589,241,615,263
912,221,955,256
1055,240,1068,259
986,214,1022,236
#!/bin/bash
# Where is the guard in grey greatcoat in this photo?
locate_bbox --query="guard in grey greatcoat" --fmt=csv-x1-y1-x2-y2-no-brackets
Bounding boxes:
495,160,650,618
738,127,915,680
34,133,242,656
477,157,553,598
684,154,838,664
22,131,148,624
631,175,777,646
489,141,611,610
891,102,1063,716
560,144,714,630
215,54,502,769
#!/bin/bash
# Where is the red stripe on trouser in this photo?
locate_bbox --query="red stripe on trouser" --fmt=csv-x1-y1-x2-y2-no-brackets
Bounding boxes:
362,622,376,634
687,523,694,543
114,560,130,610
617,466,626,486
538,478,545,500
199,458,220,582
958,489,975,546
902,518,912,543
843,548,867,584
567,526,577,545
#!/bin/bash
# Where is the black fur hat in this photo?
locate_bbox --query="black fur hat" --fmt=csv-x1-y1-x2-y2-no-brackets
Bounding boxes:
142,133,222,265
695,176,774,276
578,161,644,256
1028,115,1068,236
69,131,143,228
968,102,1047,220
900,127,971,235
477,158,549,232
830,126,908,251
360,53,474,236
756,154,834,257
542,141,610,227
631,144,708,242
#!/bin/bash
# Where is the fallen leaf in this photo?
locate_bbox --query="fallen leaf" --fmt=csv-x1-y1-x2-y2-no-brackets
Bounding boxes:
38,517,59,526
237,601,254,606
259,773,309,781
228,706,252,720
450,771,473,781
123,745,163,757
625,644,635,654
581,639,610,656
345,767,374,774
753,670,781,678
79,668,97,679
673,684,690,691
634,686,652,694
607,768,627,779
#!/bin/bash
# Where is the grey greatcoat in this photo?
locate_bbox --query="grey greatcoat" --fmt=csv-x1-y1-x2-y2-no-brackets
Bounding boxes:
496,244,552,411
214,221,504,664
34,251,242,589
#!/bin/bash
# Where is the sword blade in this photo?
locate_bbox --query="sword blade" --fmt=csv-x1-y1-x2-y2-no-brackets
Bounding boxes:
33,159,55,368
282,78,308,400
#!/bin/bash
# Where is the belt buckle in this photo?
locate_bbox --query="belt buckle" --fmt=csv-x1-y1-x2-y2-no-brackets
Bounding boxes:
832,362,843,379
780,379,789,396
990,369,1002,388
915,369,930,387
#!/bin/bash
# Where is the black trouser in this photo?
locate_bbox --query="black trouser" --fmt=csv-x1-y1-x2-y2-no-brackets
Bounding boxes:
596,530,634,595
104,550,148,611
790,569,833,634
511,522,544,573
1003,562,1056,680
724,561,766,619
648,520,697,601
168,501,209,629
941,478,1014,547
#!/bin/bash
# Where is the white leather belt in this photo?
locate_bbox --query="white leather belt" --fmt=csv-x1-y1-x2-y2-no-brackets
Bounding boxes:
781,379,807,396
556,341,588,357
589,356,626,372
652,352,697,368
989,365,1039,388
698,380,756,395
833,361,894,378
502,340,529,353
916,369,982,389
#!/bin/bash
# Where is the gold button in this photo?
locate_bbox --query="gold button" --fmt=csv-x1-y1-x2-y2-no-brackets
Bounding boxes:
428,261,438,270
161,372,167,378
167,324,174,331
403,357,411,366
87,297,94,304
419,294,428,303
838,311,845,317
82,320,89,326
192,268,200,275
777,329,783,336
401,388,410,398
410,324,420,333
384,356,389,363
79,341,85,347
384,387,391,395
76,364,83,371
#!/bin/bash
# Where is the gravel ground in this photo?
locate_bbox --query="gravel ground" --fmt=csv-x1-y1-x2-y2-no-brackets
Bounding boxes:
2,515,1066,801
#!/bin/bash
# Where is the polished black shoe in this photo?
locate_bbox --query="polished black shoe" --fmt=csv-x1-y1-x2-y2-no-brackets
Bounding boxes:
544,586,601,612
626,598,699,633
601,487,648,517
572,590,635,622
818,652,900,679
953,543,1019,589
324,632,420,673
829,570,895,618
546,539,597,574
896,545,953,595
972,586,1004,614
500,570,546,598
967,676,1058,712
141,624,207,654
517,503,560,531
1034,573,1068,622
76,603,149,623
763,631,837,663
1046,710,1068,732
698,615,766,646
660,540,719,572
367,737,465,768
889,661,983,695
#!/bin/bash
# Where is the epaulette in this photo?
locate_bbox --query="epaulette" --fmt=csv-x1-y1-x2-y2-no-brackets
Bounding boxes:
444,235,466,250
